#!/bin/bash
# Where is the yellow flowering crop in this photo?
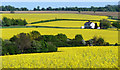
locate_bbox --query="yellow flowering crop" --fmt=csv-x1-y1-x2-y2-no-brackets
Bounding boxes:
1,46,118,68
1,28,118,44
26,21,100,27
2,14,115,23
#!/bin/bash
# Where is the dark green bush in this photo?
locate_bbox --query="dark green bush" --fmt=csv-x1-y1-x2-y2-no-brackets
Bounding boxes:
75,34,83,41
112,21,120,30
10,35,18,42
56,33,67,42
114,43,120,46
31,40,42,53
2,40,20,55
38,35,60,42
104,42,110,46
100,19,111,29
29,31,41,40
31,40,57,53
2,17,28,26
67,40,84,46
53,41,70,47
97,37,104,45
10,33,32,53
47,42,57,52
87,36,105,46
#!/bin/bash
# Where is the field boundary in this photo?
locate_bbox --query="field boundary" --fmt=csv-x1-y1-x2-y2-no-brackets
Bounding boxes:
30,19,100,24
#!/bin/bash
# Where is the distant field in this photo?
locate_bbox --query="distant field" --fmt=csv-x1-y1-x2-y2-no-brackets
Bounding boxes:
1,28,118,44
1,46,118,68
27,21,100,27
2,13,116,28
2,13,116,23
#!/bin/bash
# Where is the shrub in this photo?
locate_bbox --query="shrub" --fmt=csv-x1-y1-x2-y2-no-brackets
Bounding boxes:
105,42,110,46
100,19,111,29
31,40,42,53
112,21,120,30
47,42,57,52
97,37,104,45
38,35,59,42
2,40,20,55
12,33,32,53
40,41,49,52
82,40,86,45
56,33,67,42
88,39,93,46
53,41,70,47
68,40,84,46
31,40,57,53
10,35,18,42
75,34,83,41
29,31,41,40
115,43,118,46
92,36,98,45
89,36,105,46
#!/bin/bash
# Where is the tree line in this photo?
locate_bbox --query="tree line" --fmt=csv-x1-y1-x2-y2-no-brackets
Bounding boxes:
1,17,28,26
1,31,119,56
0,5,120,12
0,5,29,11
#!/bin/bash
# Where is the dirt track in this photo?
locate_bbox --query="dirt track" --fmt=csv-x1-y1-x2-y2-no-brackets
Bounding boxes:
0,11,119,17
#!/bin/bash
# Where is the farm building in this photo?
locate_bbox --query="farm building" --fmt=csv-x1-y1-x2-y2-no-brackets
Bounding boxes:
84,21,95,29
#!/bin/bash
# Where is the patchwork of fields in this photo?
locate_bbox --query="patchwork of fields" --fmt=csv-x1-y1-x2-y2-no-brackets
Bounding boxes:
0,14,118,44
1,46,118,68
2,14,116,28
2,14,110,23
1,13,119,69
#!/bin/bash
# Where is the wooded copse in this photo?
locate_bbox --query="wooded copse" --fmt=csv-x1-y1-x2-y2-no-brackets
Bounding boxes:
1,31,119,56
1,17,28,26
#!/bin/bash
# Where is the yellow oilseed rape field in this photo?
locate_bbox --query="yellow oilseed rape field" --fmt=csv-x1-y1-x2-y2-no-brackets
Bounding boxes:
1,28,118,44
26,21,100,27
1,46,118,68
2,14,115,23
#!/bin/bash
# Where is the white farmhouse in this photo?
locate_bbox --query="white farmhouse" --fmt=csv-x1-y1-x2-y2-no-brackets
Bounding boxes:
84,21,95,29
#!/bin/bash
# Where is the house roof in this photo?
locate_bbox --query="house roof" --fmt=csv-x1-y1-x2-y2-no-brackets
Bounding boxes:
84,22,92,25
